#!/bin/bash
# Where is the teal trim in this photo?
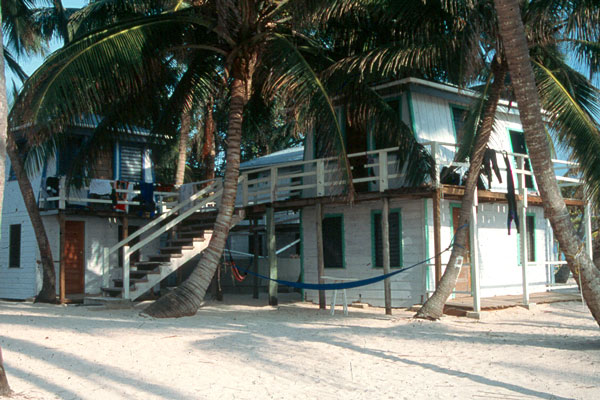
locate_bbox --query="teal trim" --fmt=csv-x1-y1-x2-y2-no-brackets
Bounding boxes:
424,199,430,292
370,208,403,269
506,127,537,191
113,141,120,180
406,90,417,137
449,103,468,141
323,213,346,268
299,209,304,299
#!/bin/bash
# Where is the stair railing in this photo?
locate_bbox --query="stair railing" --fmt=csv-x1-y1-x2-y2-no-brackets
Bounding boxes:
102,179,223,298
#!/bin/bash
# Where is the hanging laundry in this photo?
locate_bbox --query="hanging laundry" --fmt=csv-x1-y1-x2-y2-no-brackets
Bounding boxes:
504,154,519,234
89,179,113,196
482,148,502,189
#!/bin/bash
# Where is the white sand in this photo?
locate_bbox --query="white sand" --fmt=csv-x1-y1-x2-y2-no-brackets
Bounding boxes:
0,296,599,400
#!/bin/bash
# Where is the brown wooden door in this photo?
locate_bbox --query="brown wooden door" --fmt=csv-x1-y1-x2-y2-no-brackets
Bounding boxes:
452,207,471,296
64,221,85,294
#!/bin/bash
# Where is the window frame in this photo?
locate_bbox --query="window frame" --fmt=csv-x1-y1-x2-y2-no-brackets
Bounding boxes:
449,103,469,141
370,208,403,269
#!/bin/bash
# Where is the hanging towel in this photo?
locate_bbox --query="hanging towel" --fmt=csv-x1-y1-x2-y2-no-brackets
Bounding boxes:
89,179,113,196
504,154,519,234
139,181,155,215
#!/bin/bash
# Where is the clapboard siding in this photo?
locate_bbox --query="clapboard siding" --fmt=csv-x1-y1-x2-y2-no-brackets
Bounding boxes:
303,199,426,307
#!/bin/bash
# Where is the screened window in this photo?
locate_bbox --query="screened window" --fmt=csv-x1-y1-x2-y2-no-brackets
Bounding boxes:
120,145,143,182
451,105,468,140
322,215,344,268
372,210,402,268
9,224,21,268
509,130,534,189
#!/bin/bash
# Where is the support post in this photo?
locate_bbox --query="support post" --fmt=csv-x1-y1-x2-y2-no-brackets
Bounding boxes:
102,247,110,289
267,207,277,306
316,160,325,197
433,190,442,285
470,188,481,313
122,217,130,300
382,197,392,315
58,176,66,209
379,150,389,192
584,198,593,260
315,202,326,308
270,167,278,203
518,157,530,306
252,218,260,299
58,214,66,304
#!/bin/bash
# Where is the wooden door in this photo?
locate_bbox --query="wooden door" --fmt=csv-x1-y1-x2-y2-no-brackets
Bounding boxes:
64,221,85,294
452,207,471,296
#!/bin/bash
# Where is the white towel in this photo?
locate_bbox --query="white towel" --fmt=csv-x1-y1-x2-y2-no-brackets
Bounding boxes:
89,179,113,196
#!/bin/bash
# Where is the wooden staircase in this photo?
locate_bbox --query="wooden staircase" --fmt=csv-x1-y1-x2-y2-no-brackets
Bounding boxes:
100,220,214,299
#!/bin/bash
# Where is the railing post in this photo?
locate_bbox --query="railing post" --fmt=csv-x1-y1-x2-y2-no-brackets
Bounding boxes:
59,176,66,209
242,175,249,206
270,167,277,203
316,160,325,197
379,150,388,192
103,247,110,289
432,142,441,188
123,245,130,300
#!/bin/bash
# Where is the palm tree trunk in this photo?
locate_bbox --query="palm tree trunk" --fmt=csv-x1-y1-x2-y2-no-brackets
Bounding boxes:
202,100,216,181
144,76,249,318
494,0,600,326
0,11,12,394
174,110,191,185
6,135,57,303
416,61,507,319
0,345,11,396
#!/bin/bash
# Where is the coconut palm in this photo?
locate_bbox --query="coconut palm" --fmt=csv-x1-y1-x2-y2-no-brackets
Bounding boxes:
11,0,431,317
493,0,600,326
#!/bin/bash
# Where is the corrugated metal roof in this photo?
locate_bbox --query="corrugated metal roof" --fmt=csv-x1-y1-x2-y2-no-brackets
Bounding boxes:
240,147,304,170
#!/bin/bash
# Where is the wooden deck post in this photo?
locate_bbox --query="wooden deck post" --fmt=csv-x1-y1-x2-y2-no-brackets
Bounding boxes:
267,207,278,306
122,217,130,300
433,190,442,286
59,214,66,304
315,202,326,308
252,217,260,299
517,157,530,307
470,188,481,313
382,197,392,315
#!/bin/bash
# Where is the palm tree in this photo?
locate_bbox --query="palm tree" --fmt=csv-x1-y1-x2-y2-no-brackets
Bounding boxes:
12,0,428,317
494,0,600,326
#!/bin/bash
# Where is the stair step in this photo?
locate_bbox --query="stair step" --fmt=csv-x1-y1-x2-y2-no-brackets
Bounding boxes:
134,261,165,271
168,238,205,246
131,270,150,279
148,254,182,262
113,278,148,288
160,246,194,254
101,287,123,297
178,231,206,239
178,223,212,232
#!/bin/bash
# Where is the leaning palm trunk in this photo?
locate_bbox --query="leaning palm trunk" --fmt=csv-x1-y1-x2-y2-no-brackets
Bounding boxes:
416,61,507,319
6,134,56,303
144,75,250,318
202,99,216,181
494,0,600,326
175,110,192,185
0,345,11,396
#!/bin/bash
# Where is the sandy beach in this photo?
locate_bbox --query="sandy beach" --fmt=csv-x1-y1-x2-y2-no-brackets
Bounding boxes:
0,296,598,400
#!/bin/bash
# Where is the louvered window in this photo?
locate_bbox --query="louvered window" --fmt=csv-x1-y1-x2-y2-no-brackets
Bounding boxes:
372,210,402,268
120,145,143,182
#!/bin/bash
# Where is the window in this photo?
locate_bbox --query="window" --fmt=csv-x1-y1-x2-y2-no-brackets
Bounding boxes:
57,136,84,176
526,215,535,262
517,214,536,263
120,145,143,182
509,130,534,189
450,105,468,140
322,214,344,268
372,209,402,268
9,224,21,268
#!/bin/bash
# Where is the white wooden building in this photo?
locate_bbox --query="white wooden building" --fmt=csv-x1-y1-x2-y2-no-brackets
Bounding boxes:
1,78,590,309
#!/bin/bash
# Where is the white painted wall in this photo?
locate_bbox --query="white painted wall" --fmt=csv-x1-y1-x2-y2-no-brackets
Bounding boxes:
302,199,426,308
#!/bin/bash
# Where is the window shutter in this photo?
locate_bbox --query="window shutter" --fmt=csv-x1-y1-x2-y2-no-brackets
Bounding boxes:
120,145,143,182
